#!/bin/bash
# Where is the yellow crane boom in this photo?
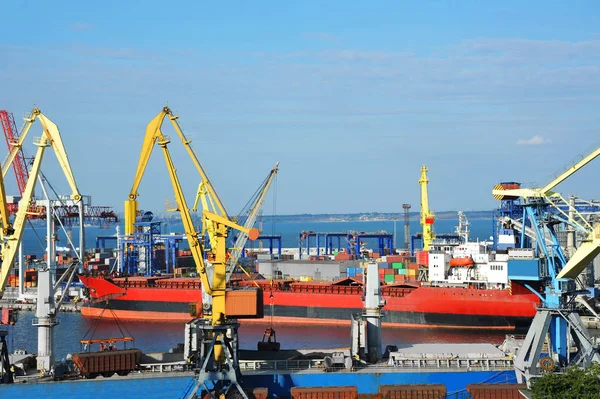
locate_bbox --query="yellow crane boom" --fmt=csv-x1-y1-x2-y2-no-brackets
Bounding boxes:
125,106,228,237
493,146,600,200
0,108,82,298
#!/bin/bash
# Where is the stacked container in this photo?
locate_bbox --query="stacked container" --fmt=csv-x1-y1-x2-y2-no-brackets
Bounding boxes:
378,254,423,284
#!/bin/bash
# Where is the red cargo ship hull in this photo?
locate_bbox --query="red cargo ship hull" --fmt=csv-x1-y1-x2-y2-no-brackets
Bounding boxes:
79,275,540,330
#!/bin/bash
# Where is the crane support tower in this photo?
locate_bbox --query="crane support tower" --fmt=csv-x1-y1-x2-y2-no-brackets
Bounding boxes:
419,166,435,251
491,145,600,387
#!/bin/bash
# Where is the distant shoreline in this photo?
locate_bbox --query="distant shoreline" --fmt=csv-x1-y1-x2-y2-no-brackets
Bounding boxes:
155,210,496,224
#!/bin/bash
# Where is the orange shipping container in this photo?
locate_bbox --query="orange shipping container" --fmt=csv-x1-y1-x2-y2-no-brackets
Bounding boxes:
251,388,269,399
291,386,357,399
467,384,527,399
416,251,429,266
379,384,446,399
225,289,264,319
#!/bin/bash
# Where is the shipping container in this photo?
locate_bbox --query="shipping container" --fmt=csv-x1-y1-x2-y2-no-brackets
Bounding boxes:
416,251,429,266
409,263,419,270
379,384,446,399
466,384,527,399
386,255,404,263
225,288,264,319
291,386,357,399
392,262,404,269
251,387,269,399
384,274,395,283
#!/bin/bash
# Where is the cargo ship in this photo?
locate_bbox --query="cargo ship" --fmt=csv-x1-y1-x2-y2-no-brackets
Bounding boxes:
79,208,544,330
79,276,539,330
79,231,541,330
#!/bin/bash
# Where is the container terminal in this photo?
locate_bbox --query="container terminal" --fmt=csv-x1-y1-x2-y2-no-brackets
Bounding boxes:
1,107,600,398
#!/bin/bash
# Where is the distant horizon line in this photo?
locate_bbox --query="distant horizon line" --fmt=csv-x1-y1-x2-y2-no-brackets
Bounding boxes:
147,209,495,218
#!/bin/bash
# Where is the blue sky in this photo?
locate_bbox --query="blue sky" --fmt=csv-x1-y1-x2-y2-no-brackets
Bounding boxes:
1,1,599,215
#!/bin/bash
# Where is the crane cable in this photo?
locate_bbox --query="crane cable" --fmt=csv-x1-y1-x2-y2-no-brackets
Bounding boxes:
81,301,134,344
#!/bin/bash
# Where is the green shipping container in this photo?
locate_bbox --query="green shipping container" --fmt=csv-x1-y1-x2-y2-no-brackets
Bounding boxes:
392,262,404,269
384,274,395,283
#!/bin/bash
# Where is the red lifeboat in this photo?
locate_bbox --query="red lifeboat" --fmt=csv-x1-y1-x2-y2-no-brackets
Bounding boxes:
449,257,474,267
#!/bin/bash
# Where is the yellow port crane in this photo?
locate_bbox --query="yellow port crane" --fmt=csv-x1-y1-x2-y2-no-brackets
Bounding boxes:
419,166,435,251
0,108,82,298
125,106,261,326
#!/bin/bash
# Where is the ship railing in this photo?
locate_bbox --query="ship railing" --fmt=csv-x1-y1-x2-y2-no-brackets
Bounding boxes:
239,359,325,372
141,361,189,373
387,356,514,371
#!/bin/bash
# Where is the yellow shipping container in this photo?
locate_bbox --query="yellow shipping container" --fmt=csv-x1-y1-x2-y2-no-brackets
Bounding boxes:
299,276,313,282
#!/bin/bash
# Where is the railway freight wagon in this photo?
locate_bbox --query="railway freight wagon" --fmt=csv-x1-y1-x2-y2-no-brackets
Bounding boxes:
71,349,142,379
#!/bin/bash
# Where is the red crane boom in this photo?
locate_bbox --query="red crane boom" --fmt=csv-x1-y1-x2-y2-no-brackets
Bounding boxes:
0,110,29,196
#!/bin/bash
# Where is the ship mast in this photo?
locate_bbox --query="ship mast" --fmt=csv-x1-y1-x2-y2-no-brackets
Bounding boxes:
456,211,470,243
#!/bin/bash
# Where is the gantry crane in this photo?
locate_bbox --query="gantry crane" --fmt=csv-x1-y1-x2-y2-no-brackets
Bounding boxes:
127,107,265,399
491,145,600,386
419,166,435,251
0,107,84,377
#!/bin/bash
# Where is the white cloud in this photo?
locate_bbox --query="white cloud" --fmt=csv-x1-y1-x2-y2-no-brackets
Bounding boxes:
516,135,551,145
